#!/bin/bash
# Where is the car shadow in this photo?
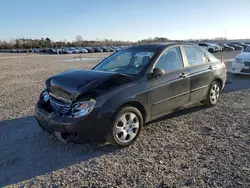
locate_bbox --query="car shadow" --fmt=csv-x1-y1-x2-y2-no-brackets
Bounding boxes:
0,116,117,187
224,73,250,93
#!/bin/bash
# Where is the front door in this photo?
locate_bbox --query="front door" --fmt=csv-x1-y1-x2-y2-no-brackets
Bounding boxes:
149,46,190,119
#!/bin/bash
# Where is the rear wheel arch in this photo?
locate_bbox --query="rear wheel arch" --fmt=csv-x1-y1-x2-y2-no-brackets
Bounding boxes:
213,77,223,89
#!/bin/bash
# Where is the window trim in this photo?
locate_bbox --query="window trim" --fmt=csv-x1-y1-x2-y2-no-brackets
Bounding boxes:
180,45,210,67
151,45,185,74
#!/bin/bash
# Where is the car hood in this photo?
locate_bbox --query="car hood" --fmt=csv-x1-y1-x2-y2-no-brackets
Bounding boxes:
46,69,132,101
236,52,250,60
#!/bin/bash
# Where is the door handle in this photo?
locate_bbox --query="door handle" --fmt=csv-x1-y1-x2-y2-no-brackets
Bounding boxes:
180,72,188,78
209,65,213,70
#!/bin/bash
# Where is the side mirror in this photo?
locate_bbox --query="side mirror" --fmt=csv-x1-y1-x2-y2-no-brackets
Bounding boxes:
152,68,165,78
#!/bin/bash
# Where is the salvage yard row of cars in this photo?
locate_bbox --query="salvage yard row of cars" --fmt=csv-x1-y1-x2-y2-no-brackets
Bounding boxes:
0,42,249,54
0,45,129,54
197,42,249,53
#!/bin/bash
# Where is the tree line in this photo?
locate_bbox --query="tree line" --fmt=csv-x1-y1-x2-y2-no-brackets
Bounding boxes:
0,35,134,49
0,36,181,49
0,35,249,49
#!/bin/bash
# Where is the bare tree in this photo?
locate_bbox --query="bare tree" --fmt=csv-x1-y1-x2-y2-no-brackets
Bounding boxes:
75,35,84,47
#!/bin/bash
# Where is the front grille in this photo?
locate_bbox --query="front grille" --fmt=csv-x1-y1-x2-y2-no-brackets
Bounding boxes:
244,61,250,66
49,94,72,114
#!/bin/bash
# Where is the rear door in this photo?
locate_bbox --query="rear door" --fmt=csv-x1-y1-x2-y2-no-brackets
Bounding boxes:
181,45,213,102
149,46,190,119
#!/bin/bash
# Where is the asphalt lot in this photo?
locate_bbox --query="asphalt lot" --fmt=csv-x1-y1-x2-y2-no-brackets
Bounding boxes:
0,51,250,187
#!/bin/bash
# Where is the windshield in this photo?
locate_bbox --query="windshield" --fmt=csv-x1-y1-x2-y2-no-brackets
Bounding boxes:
244,46,250,52
93,49,156,76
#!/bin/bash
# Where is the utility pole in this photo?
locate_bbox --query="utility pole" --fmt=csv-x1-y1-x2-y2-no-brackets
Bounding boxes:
224,30,227,41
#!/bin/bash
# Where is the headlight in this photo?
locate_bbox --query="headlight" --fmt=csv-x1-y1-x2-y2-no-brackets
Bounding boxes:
71,99,96,117
234,58,243,63
41,90,50,102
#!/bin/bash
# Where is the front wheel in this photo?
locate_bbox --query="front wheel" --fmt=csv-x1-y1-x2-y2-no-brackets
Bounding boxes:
208,48,214,53
203,81,221,106
106,106,143,147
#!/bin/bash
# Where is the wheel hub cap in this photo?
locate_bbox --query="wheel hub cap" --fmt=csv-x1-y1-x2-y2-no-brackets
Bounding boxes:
210,83,220,104
115,112,139,143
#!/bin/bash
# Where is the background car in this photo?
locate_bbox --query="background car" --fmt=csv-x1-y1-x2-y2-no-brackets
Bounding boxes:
92,47,103,53
108,47,116,52
197,43,219,53
227,43,243,50
65,47,80,54
48,48,57,54
112,46,121,52
34,48,42,53
76,47,88,53
233,42,249,50
215,43,224,51
223,44,235,51
85,47,95,53
100,46,110,52
231,46,250,75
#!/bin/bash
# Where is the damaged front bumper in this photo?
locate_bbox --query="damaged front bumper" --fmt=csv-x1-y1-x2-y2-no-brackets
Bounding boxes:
34,102,107,143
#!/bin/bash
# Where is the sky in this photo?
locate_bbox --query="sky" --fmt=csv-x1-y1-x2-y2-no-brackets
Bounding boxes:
0,0,250,42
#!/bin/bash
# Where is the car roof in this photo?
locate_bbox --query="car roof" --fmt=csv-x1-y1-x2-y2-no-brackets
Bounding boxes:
127,42,195,50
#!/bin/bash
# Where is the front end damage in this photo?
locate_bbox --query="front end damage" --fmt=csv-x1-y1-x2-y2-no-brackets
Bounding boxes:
35,90,103,143
35,69,132,143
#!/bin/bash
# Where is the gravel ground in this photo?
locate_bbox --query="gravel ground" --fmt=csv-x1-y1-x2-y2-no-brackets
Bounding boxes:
1,51,250,187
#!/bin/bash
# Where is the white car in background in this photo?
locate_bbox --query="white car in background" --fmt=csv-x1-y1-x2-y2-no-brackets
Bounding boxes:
198,43,220,53
231,46,250,75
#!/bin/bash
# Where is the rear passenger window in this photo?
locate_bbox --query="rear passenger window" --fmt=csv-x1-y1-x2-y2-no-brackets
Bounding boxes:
155,47,184,72
184,46,208,66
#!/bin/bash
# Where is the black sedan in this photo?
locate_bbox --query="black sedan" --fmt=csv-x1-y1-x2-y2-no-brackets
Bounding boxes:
223,44,235,51
227,43,243,50
92,47,103,53
85,47,95,53
35,43,227,147
233,42,248,50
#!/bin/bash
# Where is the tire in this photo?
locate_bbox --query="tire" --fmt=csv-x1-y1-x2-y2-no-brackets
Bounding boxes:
203,81,221,106
208,48,214,53
106,106,143,147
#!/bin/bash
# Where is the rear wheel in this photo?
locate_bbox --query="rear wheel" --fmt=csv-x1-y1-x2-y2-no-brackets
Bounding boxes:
203,81,221,106
106,106,143,147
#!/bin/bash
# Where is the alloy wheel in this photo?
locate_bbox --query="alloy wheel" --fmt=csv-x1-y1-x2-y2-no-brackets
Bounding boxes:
115,112,140,143
210,83,220,105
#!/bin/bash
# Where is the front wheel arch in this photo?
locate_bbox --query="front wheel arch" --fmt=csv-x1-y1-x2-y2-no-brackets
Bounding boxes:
114,101,146,125
106,106,144,147
208,48,214,53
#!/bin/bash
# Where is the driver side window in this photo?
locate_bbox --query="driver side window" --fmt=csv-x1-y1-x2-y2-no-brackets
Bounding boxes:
155,47,184,72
